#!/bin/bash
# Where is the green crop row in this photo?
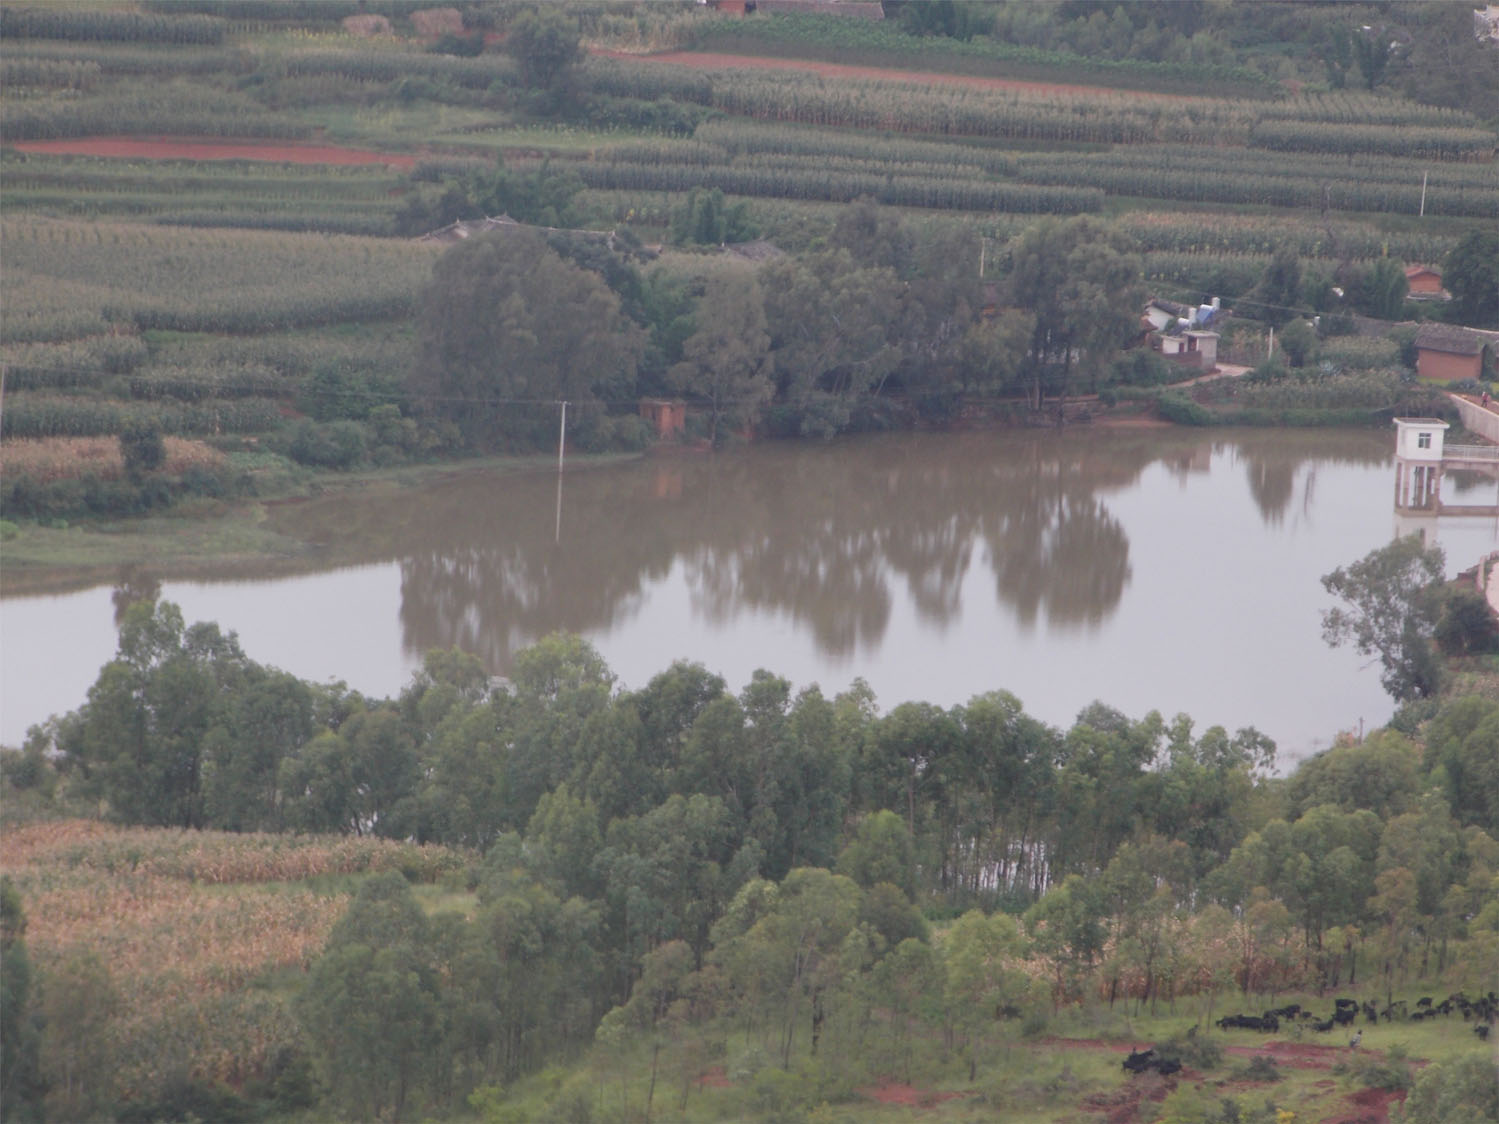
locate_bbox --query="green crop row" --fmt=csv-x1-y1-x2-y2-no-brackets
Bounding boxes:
0,336,150,391
574,159,1102,214
0,6,226,46
1249,120,1496,162
693,119,1016,174
1,395,283,439
0,193,400,236
1142,252,1323,301
125,363,288,402
0,41,253,78
684,12,1278,98
1013,158,1496,218
1,155,407,198
596,141,992,184
1257,91,1483,129
1016,144,1499,190
2,84,313,142
0,56,103,91
1113,213,1457,266
2,217,438,343
280,47,518,90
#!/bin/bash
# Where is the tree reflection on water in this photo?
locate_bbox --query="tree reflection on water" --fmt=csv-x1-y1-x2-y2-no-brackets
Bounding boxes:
262,428,1389,677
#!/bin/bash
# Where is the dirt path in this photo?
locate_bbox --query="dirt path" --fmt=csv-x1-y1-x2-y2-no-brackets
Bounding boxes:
592,47,1192,100
11,137,418,167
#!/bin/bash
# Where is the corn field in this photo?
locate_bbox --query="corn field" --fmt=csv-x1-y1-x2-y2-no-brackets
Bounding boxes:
0,436,226,483
1,819,468,1098
1,217,439,344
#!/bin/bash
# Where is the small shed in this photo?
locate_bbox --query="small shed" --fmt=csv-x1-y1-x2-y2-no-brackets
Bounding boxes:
1154,328,1219,371
1393,417,1449,461
639,398,687,439
1404,265,1448,300
1415,323,1486,382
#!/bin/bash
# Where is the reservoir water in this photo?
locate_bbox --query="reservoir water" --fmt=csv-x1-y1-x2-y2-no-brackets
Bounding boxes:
4,427,1495,764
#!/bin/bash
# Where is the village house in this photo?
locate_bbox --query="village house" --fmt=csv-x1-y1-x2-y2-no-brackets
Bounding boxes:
1142,297,1222,372
1414,323,1491,382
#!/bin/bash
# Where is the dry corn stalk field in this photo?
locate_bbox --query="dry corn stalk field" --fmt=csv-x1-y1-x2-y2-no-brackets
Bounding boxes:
0,435,226,483
1,819,467,1094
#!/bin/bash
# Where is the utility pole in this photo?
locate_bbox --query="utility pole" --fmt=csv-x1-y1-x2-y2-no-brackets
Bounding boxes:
1419,170,1427,218
557,400,568,472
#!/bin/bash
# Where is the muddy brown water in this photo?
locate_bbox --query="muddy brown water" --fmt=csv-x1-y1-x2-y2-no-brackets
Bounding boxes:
5,428,1496,761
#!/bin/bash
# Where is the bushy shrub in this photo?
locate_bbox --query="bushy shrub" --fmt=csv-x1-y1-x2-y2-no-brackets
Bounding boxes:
1110,349,1176,387
119,420,166,480
1155,1032,1223,1071
1155,391,1216,425
1435,587,1499,655
281,418,369,470
1336,1043,1414,1092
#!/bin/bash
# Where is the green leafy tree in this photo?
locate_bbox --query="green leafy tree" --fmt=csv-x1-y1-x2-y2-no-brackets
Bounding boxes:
1401,3,1499,117
759,249,903,437
504,7,583,93
1351,23,1399,91
942,909,1036,1079
1444,229,1499,326
1321,535,1446,701
1395,1052,1499,1124
836,810,916,898
595,940,697,1123
119,420,165,481
1278,319,1316,367
1359,257,1409,321
1007,216,1144,403
412,229,645,450
1025,874,1108,1006
710,868,863,1066
1,877,44,1123
58,600,247,828
40,950,118,1124
297,872,444,1121
669,187,758,246
1423,697,1499,835
1250,242,1303,325
669,272,773,445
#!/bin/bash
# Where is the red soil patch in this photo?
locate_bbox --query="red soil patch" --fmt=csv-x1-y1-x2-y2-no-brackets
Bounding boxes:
592,48,1191,100
695,1065,731,1088
1223,1041,1361,1070
859,1081,967,1108
11,137,417,168
1319,1085,1406,1124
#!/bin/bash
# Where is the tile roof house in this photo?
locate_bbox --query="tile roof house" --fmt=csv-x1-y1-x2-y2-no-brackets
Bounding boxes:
1414,323,1490,381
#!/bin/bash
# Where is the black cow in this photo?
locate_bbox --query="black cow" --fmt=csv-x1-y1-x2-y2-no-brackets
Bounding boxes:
1123,1049,1157,1073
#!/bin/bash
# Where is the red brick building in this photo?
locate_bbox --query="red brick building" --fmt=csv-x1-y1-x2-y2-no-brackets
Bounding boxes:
1404,265,1449,300
1415,323,1488,382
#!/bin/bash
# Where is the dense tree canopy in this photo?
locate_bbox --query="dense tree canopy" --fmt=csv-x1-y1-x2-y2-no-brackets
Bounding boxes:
411,228,646,450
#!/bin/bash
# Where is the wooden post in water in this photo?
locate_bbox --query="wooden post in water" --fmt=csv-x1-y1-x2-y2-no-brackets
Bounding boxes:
557,400,568,472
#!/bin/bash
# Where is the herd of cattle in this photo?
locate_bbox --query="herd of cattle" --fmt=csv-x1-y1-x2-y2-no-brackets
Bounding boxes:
1212,991,1497,1039
1124,990,1497,1077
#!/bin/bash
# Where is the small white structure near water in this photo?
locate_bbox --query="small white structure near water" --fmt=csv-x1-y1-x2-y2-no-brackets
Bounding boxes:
1393,418,1450,511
